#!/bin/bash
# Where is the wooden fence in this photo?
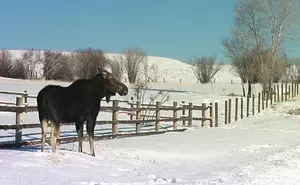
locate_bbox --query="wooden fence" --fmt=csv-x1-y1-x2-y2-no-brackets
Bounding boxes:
0,90,217,148
1,82,297,148
224,83,299,124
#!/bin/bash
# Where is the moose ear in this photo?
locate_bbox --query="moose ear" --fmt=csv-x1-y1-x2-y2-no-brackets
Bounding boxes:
106,94,111,103
97,67,101,73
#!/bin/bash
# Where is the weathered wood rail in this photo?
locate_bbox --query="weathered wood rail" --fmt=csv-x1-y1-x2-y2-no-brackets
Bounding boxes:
0,90,218,148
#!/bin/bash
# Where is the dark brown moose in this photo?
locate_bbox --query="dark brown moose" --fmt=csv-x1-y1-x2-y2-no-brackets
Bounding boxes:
37,68,128,156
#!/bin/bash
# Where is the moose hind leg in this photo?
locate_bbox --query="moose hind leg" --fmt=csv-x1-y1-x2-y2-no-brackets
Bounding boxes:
50,121,60,153
75,121,84,153
86,120,96,156
40,119,48,152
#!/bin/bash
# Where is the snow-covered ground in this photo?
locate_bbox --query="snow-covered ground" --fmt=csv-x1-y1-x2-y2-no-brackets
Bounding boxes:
1,50,300,185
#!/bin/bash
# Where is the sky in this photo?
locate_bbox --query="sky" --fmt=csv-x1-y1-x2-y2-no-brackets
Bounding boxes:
0,0,299,64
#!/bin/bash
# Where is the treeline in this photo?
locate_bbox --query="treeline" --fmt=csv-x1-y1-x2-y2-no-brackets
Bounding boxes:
0,47,156,84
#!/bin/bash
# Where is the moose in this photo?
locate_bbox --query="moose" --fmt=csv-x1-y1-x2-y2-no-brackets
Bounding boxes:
36,68,128,156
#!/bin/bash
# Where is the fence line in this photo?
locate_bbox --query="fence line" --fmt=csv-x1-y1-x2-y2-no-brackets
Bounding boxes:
0,91,216,147
1,82,297,148
224,82,299,124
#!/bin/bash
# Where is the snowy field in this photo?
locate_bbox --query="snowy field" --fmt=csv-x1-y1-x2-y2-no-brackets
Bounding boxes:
1,51,300,185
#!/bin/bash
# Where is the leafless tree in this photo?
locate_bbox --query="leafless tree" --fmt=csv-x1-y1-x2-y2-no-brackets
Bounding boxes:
123,46,147,84
108,55,125,80
10,59,27,79
191,56,223,84
73,48,109,79
0,50,13,78
149,64,159,82
42,50,63,80
20,49,42,79
51,54,74,81
222,32,263,96
285,57,300,83
231,0,300,91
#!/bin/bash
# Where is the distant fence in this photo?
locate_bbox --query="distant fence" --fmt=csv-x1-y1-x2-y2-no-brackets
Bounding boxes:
0,90,217,148
223,83,299,124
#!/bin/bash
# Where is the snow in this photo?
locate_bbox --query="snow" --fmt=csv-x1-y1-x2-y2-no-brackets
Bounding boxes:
1,50,300,184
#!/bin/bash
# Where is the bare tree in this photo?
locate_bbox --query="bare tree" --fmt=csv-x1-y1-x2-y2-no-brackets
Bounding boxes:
123,46,147,84
42,50,63,80
73,48,109,79
20,49,42,79
149,63,159,82
0,50,13,77
191,56,223,84
51,54,75,81
10,59,27,79
108,55,125,80
285,57,300,83
231,0,300,91
222,32,262,96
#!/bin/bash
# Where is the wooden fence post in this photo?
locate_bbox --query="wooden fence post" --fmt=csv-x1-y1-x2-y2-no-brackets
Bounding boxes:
130,97,134,120
188,102,193,127
15,96,24,143
266,90,269,108
285,83,287,101
235,98,238,121
262,91,265,110
247,95,250,117
201,103,206,127
136,101,141,133
252,94,255,115
289,85,291,99
297,83,299,95
228,99,231,123
241,97,243,119
258,92,261,113
281,83,284,102
215,102,218,127
23,90,28,104
270,88,273,105
23,90,28,113
225,101,228,124
209,103,213,127
273,85,276,103
277,84,279,102
292,83,294,98
112,100,119,135
182,101,186,126
155,102,161,131
173,101,178,130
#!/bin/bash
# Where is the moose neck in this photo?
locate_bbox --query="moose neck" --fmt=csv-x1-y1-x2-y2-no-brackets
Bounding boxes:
90,77,110,102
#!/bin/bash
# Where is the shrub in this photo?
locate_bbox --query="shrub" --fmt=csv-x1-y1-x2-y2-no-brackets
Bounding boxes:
73,48,109,79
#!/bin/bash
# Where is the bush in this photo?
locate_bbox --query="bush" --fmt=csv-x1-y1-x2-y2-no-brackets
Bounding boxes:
10,60,27,79
0,51,13,78
51,54,74,81
123,46,147,84
73,48,109,79
191,56,223,84
108,56,124,80
42,50,63,80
